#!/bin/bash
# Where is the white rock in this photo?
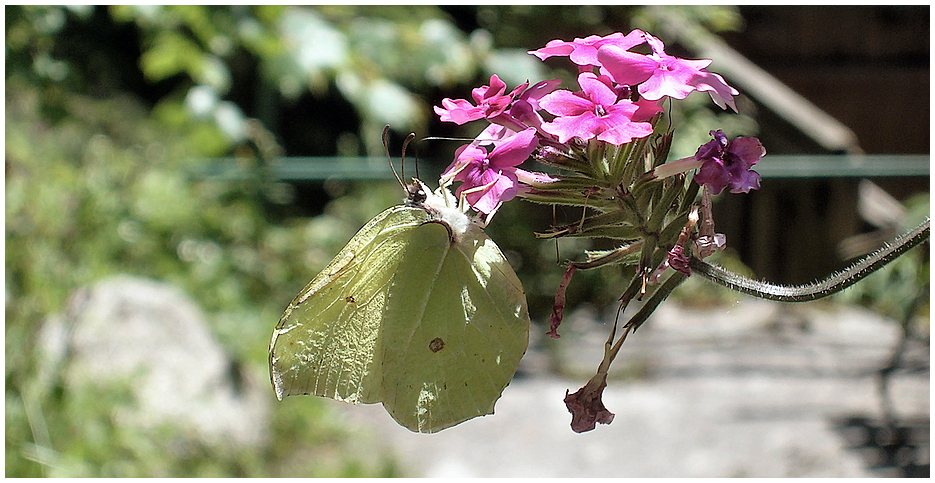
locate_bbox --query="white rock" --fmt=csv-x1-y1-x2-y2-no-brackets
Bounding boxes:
40,276,269,449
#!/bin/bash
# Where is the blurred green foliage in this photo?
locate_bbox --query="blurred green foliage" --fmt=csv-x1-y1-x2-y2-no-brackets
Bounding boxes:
834,194,931,330
6,4,769,477
5,76,406,477
5,6,426,475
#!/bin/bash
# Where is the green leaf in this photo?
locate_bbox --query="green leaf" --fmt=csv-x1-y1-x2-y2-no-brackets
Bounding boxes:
140,31,203,82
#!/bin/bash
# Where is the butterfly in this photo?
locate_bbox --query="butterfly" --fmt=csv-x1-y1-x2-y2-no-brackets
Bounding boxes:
269,135,530,433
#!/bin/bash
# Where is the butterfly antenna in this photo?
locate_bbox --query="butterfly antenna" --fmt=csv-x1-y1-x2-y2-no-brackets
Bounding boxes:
382,125,406,191
420,135,474,143
400,132,416,181
412,136,426,181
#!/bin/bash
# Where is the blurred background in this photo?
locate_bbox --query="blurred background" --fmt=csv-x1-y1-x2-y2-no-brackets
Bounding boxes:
6,5,929,477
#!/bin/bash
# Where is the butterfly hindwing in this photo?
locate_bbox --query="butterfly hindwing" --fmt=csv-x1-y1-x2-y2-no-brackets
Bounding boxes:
379,220,530,432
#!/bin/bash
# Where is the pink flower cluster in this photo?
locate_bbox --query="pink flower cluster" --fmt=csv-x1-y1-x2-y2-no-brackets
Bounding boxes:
434,30,740,215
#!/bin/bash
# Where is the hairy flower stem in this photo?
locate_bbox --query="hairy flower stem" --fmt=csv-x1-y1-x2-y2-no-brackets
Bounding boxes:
688,218,930,302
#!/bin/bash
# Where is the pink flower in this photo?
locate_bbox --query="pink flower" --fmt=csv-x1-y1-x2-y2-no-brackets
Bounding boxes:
442,127,539,214
597,32,738,111
434,74,528,125
693,130,764,194
538,73,659,145
528,30,646,68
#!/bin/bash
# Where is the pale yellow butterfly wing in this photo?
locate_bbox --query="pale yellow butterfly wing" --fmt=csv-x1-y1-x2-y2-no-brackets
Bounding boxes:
270,205,425,404
379,220,529,432
269,197,530,433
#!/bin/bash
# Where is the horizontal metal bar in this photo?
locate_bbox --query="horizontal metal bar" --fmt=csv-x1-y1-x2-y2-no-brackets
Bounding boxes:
189,154,929,182
754,155,930,178
190,157,397,181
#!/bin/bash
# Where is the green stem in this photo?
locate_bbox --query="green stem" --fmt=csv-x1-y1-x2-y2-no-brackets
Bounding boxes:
624,271,687,332
597,272,646,373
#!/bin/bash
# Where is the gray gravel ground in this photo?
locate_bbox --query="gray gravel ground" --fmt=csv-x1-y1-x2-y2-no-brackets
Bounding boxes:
325,298,929,477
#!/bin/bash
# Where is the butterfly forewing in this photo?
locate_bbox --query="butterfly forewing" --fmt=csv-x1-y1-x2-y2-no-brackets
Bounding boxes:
269,206,430,403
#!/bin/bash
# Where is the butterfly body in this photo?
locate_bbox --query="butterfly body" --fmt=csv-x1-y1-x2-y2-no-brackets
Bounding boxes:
269,180,530,433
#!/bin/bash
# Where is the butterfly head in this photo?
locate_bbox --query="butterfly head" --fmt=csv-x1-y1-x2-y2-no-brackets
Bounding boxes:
405,178,430,206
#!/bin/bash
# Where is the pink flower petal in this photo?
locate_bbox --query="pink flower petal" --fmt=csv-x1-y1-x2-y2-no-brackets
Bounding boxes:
539,90,593,117
473,74,507,104
691,70,739,112
576,73,618,107
459,169,519,214
434,98,484,124
727,136,766,169
487,128,538,170
528,38,576,61
595,105,653,144
443,144,486,180
596,45,656,86
637,57,710,101
541,112,598,144
528,30,646,67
